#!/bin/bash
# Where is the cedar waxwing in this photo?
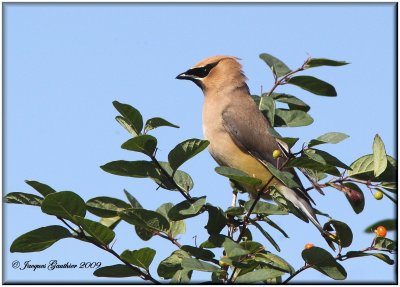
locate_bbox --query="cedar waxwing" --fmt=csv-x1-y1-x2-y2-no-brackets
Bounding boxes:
176,56,326,235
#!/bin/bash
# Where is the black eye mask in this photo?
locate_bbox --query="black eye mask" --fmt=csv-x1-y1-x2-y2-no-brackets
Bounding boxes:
176,61,219,80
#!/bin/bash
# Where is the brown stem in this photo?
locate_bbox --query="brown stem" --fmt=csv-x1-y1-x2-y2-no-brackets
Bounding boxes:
156,232,182,248
235,157,291,244
58,218,160,284
150,155,193,202
304,175,378,193
265,57,310,97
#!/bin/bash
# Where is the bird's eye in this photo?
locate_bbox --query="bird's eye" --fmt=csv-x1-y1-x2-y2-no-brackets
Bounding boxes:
185,62,219,79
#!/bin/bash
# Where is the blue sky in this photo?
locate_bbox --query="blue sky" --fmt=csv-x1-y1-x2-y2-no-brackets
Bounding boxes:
4,3,396,283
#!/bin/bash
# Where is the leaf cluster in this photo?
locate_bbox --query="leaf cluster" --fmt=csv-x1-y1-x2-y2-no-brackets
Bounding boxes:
5,53,396,284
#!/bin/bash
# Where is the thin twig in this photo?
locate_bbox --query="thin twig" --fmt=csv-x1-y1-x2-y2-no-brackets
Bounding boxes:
156,232,221,266
235,157,291,243
265,57,310,97
304,175,380,192
156,232,182,248
150,155,193,202
58,218,161,284
283,246,395,284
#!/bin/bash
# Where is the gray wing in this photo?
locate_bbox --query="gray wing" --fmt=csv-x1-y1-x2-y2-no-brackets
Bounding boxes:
221,99,316,205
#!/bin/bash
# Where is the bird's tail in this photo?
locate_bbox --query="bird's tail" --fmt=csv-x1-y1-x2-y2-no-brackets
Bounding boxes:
275,184,336,250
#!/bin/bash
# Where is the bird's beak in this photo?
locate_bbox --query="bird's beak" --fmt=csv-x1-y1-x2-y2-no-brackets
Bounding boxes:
176,71,191,80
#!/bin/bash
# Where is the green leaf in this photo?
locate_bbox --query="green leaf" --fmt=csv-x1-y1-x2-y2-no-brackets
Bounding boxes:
41,191,86,222
251,95,261,106
302,247,347,280
120,247,156,270
308,132,349,147
378,189,398,204
348,154,396,182
115,116,138,137
205,204,227,235
150,161,194,192
74,216,115,245
348,154,374,178
225,206,245,216
306,169,328,182
274,109,314,127
287,75,337,97
215,166,262,186
380,182,397,193
305,149,351,170
343,182,365,214
25,180,56,196
99,216,121,230
10,225,71,253
345,251,394,265
263,217,289,238
156,203,186,238
254,252,295,274
157,250,191,279
241,228,253,241
324,220,353,248
168,197,206,221
374,237,396,251
235,268,285,283
244,199,288,216
144,117,179,133
121,135,157,156
181,245,215,261
223,238,251,259
200,234,228,249
239,241,264,253
171,268,193,283
123,189,143,208
286,156,340,176
168,138,209,171
118,208,170,232
263,162,300,189
249,218,280,252
271,93,310,112
181,258,220,272
135,226,154,241
94,264,141,277
364,219,396,232
113,101,143,135
259,94,275,126
86,196,131,218
313,208,332,219
373,134,388,177
306,58,349,68
172,169,194,192
259,53,291,77
4,192,43,206
100,160,157,178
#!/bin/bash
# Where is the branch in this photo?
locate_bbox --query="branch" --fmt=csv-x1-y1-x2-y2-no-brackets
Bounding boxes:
282,263,310,284
156,232,182,248
283,246,396,284
304,176,372,192
235,157,291,243
58,218,161,284
265,57,310,97
150,155,193,202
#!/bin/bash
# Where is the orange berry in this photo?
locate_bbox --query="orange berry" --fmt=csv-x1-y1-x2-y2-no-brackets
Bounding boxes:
304,243,314,249
374,226,387,237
